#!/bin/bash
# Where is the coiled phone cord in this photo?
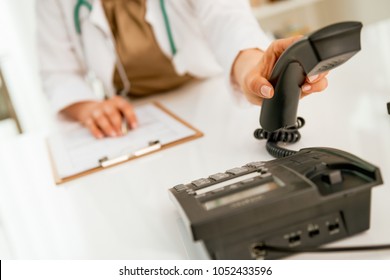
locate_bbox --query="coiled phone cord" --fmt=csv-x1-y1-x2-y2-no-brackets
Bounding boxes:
254,117,305,158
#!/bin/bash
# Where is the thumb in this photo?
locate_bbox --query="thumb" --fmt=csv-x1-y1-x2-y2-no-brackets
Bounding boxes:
247,74,274,99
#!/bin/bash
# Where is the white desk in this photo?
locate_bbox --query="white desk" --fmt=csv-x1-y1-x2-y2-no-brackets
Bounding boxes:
1,19,390,260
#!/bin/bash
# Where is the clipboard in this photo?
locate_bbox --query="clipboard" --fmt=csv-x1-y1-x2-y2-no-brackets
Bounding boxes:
47,102,203,184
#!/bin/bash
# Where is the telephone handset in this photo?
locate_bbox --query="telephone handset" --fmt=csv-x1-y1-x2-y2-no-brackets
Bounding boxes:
260,22,363,132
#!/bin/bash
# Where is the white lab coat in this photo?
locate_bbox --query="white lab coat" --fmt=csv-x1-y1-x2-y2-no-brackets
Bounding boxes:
37,0,270,113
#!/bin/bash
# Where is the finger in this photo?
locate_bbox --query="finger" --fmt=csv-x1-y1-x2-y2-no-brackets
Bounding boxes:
103,103,123,135
270,36,303,58
306,71,329,83
259,36,303,77
113,97,138,129
244,72,274,100
84,118,104,139
92,109,117,137
301,77,328,98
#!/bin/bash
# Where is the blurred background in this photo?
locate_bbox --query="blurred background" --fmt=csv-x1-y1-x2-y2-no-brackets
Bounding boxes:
0,0,390,258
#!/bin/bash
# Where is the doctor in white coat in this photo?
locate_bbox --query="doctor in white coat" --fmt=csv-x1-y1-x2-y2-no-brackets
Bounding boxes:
37,0,328,138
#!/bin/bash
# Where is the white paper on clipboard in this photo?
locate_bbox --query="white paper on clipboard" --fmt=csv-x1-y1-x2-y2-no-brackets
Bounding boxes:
48,103,198,181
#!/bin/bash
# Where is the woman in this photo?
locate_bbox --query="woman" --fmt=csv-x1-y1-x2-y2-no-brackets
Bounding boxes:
37,0,328,138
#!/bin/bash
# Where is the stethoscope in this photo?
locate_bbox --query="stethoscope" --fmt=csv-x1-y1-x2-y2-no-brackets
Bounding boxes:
73,0,177,98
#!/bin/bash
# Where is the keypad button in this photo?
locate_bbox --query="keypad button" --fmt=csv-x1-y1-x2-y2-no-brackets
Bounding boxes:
173,184,187,192
246,161,265,168
226,167,249,175
209,172,230,181
191,178,212,188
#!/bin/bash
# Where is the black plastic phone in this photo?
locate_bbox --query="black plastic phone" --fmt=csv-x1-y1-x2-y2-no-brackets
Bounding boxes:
260,22,362,132
169,147,383,259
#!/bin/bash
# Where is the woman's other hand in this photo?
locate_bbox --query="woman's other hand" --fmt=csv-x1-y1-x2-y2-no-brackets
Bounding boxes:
61,96,138,139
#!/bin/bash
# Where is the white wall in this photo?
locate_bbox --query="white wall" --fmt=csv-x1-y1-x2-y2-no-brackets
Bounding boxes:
256,0,390,37
317,0,390,27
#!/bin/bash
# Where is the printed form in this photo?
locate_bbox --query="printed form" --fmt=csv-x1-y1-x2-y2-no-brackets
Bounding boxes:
48,103,197,180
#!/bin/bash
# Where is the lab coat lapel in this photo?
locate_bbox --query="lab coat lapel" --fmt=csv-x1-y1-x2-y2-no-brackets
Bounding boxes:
88,0,112,38
77,0,116,96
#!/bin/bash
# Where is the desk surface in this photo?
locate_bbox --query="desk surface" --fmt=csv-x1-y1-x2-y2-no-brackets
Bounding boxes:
1,19,390,260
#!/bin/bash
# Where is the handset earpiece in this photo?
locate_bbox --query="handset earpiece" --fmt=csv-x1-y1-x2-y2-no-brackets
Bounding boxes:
259,21,363,132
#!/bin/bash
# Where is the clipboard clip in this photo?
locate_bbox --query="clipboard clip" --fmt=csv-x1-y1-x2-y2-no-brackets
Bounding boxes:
99,140,161,168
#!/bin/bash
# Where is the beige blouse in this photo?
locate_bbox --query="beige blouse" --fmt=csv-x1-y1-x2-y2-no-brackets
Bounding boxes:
102,0,192,97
